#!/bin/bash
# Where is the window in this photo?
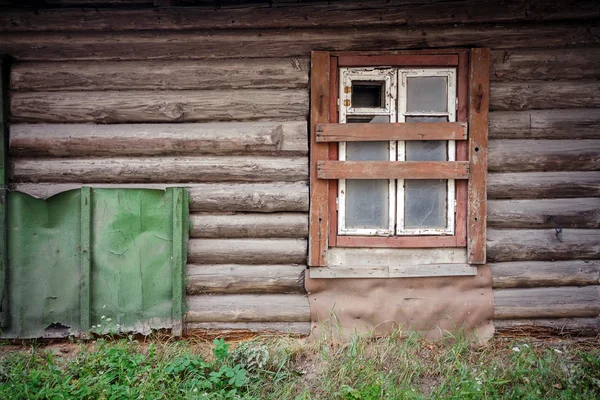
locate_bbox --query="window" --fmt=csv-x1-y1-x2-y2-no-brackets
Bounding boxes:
309,50,490,270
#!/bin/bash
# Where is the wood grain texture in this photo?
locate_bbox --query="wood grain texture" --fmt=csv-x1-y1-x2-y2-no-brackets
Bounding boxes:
487,229,600,262
189,182,308,213
11,156,308,183
490,81,600,111
488,172,600,200
186,294,311,323
488,198,600,229
10,58,309,91
308,51,330,267
316,122,467,142
317,161,469,179
189,213,308,238
2,1,598,32
489,109,600,140
10,89,309,123
1,22,598,61
493,286,600,319
187,238,307,265
494,317,600,337
9,121,308,157
490,47,600,82
488,140,600,172
467,48,490,264
491,260,600,288
186,264,305,294
185,321,311,336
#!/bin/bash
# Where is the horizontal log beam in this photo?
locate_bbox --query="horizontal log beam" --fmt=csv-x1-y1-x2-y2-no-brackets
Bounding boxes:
316,122,467,142
490,48,600,82
2,1,597,32
1,22,597,61
488,172,600,200
491,260,600,288
490,81,600,111
190,213,308,239
493,286,600,319
186,264,305,295
488,140,600,172
488,198,600,229
186,294,311,323
489,109,600,140
188,238,307,265
487,229,600,263
494,318,600,337
10,58,309,91
317,161,469,179
185,321,311,336
11,156,308,183
9,121,308,157
10,89,309,123
189,182,308,213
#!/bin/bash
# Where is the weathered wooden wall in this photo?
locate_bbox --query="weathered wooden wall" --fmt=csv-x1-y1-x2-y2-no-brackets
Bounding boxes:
1,0,599,336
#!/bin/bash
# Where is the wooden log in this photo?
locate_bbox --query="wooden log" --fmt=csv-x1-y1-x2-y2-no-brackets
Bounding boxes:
10,58,309,91
2,1,598,32
11,89,308,123
489,109,600,140
316,122,467,142
490,81,600,111
190,213,308,239
487,229,600,263
186,264,305,294
494,318,600,337
9,121,308,157
185,294,311,323
488,198,600,229
317,161,470,179
491,260,600,288
493,286,600,319
187,238,307,265
488,172,600,200
189,182,308,213
0,22,597,61
488,140,600,172
185,321,311,336
10,156,308,183
490,48,600,82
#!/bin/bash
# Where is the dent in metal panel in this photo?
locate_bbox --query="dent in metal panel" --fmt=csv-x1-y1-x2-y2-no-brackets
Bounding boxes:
3,191,82,338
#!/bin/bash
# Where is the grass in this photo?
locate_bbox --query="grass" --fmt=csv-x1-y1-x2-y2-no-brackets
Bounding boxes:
0,330,599,399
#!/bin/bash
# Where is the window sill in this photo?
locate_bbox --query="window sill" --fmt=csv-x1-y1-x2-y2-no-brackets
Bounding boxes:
309,263,478,279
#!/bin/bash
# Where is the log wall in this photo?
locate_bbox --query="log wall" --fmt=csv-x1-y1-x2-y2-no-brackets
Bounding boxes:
2,0,599,337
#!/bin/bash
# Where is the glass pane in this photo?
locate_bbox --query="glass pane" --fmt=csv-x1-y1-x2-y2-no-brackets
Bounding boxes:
404,180,447,229
344,115,390,231
406,76,447,113
346,180,389,229
351,81,384,108
404,119,448,230
405,116,448,123
347,115,390,124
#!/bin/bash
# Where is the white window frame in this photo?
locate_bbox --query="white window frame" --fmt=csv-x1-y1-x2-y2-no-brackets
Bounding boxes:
338,68,397,236
396,68,457,236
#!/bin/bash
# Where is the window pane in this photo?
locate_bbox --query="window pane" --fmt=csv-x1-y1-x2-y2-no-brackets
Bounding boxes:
344,115,390,231
346,180,389,229
404,127,448,230
351,81,384,108
404,180,447,229
406,77,447,113
405,116,448,123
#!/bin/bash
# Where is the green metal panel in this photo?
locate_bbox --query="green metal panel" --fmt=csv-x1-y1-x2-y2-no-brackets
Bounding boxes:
90,189,175,334
1,188,189,338
4,191,83,338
